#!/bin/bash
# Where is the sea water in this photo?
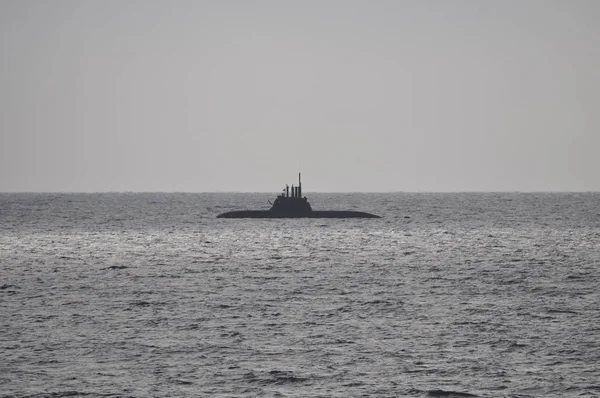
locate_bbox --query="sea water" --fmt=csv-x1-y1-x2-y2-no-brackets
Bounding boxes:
1,192,599,397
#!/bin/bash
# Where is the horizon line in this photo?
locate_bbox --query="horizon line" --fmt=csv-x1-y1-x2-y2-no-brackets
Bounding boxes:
1,190,599,194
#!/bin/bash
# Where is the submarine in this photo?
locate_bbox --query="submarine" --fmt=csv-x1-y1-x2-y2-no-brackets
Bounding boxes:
217,173,380,219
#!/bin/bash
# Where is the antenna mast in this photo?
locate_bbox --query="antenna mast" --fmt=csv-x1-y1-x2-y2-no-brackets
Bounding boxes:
298,163,302,198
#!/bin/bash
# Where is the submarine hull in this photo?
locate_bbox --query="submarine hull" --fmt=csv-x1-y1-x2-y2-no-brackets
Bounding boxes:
217,210,380,219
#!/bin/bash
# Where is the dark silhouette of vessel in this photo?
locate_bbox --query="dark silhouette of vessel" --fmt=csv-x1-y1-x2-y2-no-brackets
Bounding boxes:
217,173,380,219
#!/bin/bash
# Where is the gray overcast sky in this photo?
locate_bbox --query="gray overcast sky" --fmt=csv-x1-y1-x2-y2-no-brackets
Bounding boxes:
1,0,599,192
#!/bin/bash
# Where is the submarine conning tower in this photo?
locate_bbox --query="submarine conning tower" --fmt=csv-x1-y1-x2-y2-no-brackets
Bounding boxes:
270,172,312,213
